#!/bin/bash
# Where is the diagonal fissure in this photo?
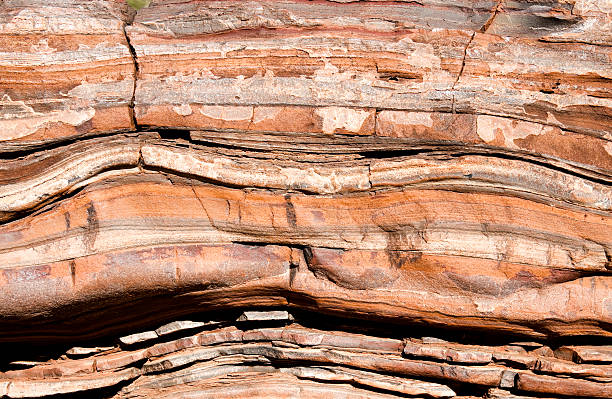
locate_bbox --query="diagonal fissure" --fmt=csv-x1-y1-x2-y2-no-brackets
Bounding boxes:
123,21,140,131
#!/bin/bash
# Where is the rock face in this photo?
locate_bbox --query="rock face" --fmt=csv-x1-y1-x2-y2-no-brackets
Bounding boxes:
0,0,611,398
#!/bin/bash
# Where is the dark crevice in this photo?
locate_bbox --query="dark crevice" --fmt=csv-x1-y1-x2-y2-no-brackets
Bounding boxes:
190,134,612,184
445,381,491,398
1,305,610,399
158,132,612,184
538,37,612,47
451,31,475,114
123,14,140,131
142,164,291,192
4,128,611,185
161,128,313,155
604,247,612,270
0,290,531,343
357,148,434,159
0,181,88,226
453,31,475,88
157,128,192,141
358,147,612,188
2,304,611,363
229,240,279,248
507,389,606,399
480,0,504,33
302,246,314,267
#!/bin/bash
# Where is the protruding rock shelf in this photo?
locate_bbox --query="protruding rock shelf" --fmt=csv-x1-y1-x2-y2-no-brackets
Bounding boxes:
0,0,610,398
2,312,612,398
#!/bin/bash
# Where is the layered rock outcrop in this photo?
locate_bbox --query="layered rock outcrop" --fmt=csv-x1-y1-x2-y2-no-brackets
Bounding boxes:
0,0,610,398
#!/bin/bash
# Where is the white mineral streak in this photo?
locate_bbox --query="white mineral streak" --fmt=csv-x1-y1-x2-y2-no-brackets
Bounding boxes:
29,38,57,54
66,79,133,102
396,37,442,69
314,107,370,134
139,145,370,194
605,142,612,157
252,106,282,124
172,104,193,116
378,111,434,128
573,0,612,15
0,44,129,67
0,145,139,211
199,105,253,121
0,95,95,141
0,8,123,34
476,115,552,148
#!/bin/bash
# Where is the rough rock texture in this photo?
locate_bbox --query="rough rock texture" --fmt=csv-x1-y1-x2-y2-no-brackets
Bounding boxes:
0,0,611,398
0,0,134,151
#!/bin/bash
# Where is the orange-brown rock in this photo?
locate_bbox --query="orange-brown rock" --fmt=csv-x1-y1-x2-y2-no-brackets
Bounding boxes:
0,0,135,151
0,0,610,398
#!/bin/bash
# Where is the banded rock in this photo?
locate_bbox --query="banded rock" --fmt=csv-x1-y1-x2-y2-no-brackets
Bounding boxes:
0,1,610,398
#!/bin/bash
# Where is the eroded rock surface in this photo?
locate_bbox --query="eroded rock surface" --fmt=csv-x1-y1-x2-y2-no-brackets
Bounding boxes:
0,0,610,398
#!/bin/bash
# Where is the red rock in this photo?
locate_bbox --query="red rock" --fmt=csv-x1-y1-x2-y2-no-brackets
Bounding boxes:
1,1,611,398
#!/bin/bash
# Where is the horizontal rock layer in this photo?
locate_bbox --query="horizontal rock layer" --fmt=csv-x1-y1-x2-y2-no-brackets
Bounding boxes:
1,170,611,339
0,0,134,149
1,0,611,398
2,312,612,399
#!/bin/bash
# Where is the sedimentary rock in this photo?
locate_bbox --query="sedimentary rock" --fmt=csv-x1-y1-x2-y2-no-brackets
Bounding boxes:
0,0,134,151
0,0,610,398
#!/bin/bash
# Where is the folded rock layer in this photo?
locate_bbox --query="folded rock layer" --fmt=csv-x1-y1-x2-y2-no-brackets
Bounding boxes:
0,0,610,398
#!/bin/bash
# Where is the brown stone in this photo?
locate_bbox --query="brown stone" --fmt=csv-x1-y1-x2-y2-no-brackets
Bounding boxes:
1,0,611,398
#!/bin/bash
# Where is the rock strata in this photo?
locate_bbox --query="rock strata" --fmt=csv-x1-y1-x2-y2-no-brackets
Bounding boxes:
0,0,610,398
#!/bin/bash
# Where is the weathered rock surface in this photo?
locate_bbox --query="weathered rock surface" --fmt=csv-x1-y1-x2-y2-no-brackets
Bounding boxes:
0,0,610,398
0,0,134,151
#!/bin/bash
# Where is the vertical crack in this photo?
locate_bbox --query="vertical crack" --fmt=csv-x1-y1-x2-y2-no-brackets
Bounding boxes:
137,147,145,173
190,184,215,229
69,259,76,286
450,0,502,114
603,247,611,270
246,106,255,130
302,246,314,271
288,247,303,290
123,15,140,131
284,194,297,228
481,0,504,34
373,109,379,136
451,31,475,114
